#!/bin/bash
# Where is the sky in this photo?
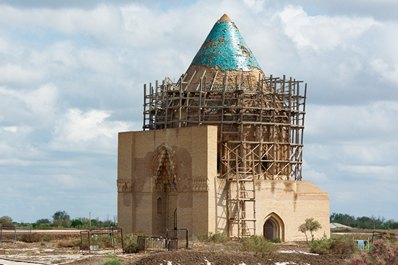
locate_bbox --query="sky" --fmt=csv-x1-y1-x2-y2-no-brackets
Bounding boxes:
0,0,397,223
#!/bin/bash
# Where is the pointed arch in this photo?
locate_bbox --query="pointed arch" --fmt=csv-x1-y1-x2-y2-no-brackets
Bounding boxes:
263,212,285,242
152,143,176,192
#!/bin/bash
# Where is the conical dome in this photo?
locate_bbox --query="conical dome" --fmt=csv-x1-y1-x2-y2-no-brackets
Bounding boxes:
191,14,260,71
183,14,265,91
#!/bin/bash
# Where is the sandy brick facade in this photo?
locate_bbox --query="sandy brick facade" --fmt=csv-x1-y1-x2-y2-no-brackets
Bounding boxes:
117,126,218,236
117,125,330,241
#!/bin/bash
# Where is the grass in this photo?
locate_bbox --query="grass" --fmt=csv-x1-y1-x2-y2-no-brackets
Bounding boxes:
198,232,229,243
101,255,122,265
240,236,277,258
57,238,81,248
347,238,398,265
309,236,356,257
123,233,139,253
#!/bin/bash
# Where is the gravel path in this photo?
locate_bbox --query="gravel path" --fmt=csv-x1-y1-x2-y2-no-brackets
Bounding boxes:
0,259,42,265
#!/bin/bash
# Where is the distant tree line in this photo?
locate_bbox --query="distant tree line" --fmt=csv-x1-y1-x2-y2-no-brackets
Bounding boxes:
330,213,398,229
3,212,397,230
0,210,115,229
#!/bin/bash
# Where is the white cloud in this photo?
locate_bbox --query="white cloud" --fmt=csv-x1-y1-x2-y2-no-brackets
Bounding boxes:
51,108,130,153
278,5,378,51
371,58,398,85
54,174,80,189
0,64,43,83
26,84,58,119
306,101,398,142
121,5,179,46
243,0,266,13
0,84,57,125
302,161,328,183
2,126,18,133
0,5,124,43
339,165,397,179
0,141,41,165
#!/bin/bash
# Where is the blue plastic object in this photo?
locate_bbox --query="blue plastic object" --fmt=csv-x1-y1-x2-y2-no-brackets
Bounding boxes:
190,15,260,71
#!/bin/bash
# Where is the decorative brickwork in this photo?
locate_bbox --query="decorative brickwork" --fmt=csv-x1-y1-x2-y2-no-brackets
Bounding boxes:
192,176,208,192
117,179,132,193
152,143,177,192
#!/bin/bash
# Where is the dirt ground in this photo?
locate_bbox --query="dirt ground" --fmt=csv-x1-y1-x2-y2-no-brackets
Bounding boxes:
56,250,346,265
128,250,346,265
0,239,347,265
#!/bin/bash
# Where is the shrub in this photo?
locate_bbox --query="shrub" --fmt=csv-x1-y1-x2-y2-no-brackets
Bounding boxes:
198,232,229,243
102,255,122,265
124,241,138,253
309,238,331,255
52,210,71,227
329,237,356,257
348,238,398,265
123,234,139,253
71,219,84,228
241,236,276,258
35,218,51,225
298,218,322,242
0,216,13,226
271,237,281,243
207,232,229,243
57,238,81,248
309,237,356,257
93,234,114,248
19,233,51,243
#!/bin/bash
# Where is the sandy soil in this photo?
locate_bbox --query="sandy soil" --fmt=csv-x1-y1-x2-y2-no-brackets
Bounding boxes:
0,258,42,265
0,240,347,265
130,250,346,265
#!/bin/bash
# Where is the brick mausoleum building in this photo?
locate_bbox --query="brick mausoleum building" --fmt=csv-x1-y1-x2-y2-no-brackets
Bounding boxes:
117,14,330,241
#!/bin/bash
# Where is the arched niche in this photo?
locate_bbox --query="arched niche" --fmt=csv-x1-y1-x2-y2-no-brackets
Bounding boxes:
263,212,284,242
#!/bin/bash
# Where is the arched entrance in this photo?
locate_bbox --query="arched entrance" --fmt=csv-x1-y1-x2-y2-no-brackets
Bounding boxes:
263,213,284,241
263,219,277,240
152,144,178,236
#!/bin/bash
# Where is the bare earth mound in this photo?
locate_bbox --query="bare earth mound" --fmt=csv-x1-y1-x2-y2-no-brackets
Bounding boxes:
131,250,346,265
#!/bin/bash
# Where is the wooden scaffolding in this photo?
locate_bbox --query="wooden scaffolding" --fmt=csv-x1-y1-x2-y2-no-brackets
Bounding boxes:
143,71,306,237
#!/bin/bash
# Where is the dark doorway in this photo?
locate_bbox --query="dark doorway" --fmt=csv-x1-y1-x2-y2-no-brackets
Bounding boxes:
263,219,277,240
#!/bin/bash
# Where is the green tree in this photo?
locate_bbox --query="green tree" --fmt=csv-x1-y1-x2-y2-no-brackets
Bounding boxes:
36,218,51,225
298,218,322,242
52,210,71,227
383,219,398,229
330,213,396,229
0,216,13,226
330,213,357,227
34,218,51,228
71,219,83,228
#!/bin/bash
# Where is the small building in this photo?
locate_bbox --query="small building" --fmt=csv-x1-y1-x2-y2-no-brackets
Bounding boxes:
117,14,330,241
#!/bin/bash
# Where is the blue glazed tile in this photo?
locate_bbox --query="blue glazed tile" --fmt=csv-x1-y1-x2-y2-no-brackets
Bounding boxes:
190,16,260,71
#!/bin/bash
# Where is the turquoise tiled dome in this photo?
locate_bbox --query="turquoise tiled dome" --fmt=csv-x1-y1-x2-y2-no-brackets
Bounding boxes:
190,14,260,72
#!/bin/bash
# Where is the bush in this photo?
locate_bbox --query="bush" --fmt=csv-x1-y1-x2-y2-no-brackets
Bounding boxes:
124,241,138,253
198,232,229,243
102,255,122,265
123,234,139,253
309,237,356,257
0,216,13,226
329,237,356,257
298,218,322,242
207,232,229,243
52,210,71,227
271,237,281,243
92,234,114,248
57,238,81,248
348,238,398,265
309,238,331,255
19,233,51,243
241,236,276,258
